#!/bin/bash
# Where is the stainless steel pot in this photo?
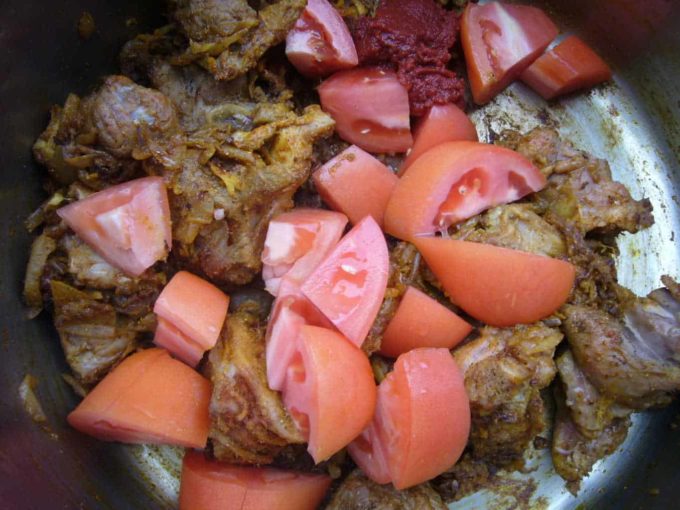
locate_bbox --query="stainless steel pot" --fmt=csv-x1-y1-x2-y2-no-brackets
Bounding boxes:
1,1,679,508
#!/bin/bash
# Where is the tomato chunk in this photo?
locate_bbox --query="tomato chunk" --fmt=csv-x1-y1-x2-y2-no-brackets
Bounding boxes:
301,216,389,347
313,145,398,228
414,238,576,327
179,451,331,510
282,325,377,463
262,209,348,296
461,2,559,104
265,278,335,392
379,286,472,358
400,104,478,175
318,68,413,153
521,36,612,100
57,176,172,276
286,0,358,78
154,318,205,368
154,271,229,365
349,348,470,489
384,142,546,241
68,348,211,448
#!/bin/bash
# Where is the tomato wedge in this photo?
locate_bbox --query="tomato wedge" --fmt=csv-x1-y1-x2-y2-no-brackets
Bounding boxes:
68,348,211,448
414,238,576,327
282,325,377,463
318,68,413,153
521,35,613,100
286,0,358,78
179,451,331,510
301,216,389,347
400,104,478,175
348,348,470,489
153,271,229,366
461,1,559,104
265,277,335,392
379,286,472,358
262,209,348,296
313,145,398,228
57,176,172,276
384,142,546,241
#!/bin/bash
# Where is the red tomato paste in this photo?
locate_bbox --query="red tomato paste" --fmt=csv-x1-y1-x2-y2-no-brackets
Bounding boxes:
351,0,465,116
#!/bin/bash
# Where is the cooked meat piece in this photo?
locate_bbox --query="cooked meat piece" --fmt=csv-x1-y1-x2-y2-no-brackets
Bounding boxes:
50,281,138,385
551,385,630,491
452,204,566,258
61,235,137,291
171,0,305,81
499,127,653,235
563,286,680,408
556,349,631,439
326,470,447,510
157,104,334,286
92,75,179,157
452,324,562,466
33,76,178,189
204,304,304,464
363,242,424,355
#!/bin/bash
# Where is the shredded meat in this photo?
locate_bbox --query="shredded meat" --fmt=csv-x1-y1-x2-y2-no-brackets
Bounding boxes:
327,470,447,510
452,324,562,466
205,304,304,464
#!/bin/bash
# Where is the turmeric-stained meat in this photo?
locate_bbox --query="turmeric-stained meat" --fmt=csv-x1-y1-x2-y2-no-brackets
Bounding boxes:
205,304,304,464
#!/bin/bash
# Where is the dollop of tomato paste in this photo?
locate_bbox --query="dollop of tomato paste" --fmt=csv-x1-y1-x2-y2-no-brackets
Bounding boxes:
351,0,465,116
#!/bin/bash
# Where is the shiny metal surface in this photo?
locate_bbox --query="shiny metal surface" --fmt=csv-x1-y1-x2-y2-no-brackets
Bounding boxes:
1,1,679,509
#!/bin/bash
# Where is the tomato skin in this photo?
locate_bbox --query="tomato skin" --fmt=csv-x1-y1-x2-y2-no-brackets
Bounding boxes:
521,36,612,100
379,286,472,358
384,142,546,241
414,237,576,327
400,104,478,175
301,216,389,347
57,176,172,276
313,145,398,228
179,451,331,510
68,348,211,448
154,317,205,368
282,325,377,463
318,68,413,153
262,209,348,296
286,0,358,78
349,348,470,489
461,2,559,104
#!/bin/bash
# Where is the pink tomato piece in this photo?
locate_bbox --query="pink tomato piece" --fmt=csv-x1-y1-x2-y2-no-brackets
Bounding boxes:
154,317,205,367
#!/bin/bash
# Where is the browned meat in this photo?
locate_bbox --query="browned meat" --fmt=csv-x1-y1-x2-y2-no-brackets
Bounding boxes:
50,281,139,385
152,104,334,286
452,324,562,466
363,242,424,355
327,470,447,510
563,283,680,409
33,76,179,189
171,0,305,81
204,304,304,464
452,204,566,258
499,127,653,235
551,385,630,491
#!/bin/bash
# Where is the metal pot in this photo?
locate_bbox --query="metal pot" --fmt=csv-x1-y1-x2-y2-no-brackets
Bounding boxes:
1,1,679,508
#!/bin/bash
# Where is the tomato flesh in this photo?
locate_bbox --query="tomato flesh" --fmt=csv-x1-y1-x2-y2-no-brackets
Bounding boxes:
57,176,172,276
384,141,546,241
262,208,348,296
154,317,205,368
318,68,413,153
414,237,576,326
282,325,377,463
461,2,559,104
286,0,358,77
348,348,470,489
301,216,389,347
400,103,478,175
179,451,331,510
521,35,612,100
